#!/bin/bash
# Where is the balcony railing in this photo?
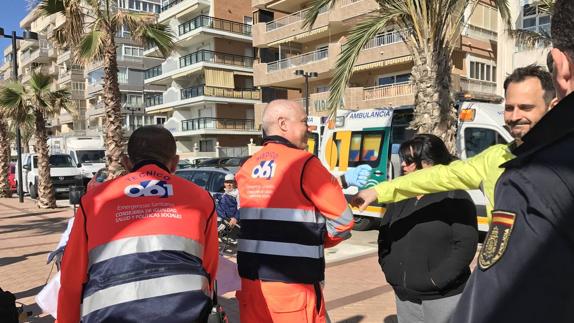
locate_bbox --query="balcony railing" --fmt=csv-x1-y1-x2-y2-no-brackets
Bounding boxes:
460,77,496,95
179,15,252,37
267,48,328,72
363,82,415,100
180,50,254,68
145,65,162,79
181,85,260,100
463,24,497,42
161,0,184,11
181,117,255,131
266,5,328,32
145,94,164,107
363,29,406,50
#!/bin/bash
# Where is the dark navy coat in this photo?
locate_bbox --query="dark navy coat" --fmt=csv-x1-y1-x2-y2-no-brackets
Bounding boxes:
452,92,574,322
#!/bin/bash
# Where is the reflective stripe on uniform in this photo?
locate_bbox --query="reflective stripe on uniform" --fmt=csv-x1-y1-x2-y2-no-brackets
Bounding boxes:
81,274,209,317
238,239,324,259
326,207,354,239
240,207,326,223
88,235,204,267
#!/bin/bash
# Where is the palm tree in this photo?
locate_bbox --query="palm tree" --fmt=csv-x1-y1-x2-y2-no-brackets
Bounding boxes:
304,0,511,150
0,115,11,197
0,73,75,208
39,0,176,179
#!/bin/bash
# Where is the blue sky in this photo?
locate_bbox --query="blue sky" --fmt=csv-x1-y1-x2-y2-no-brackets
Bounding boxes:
0,1,32,53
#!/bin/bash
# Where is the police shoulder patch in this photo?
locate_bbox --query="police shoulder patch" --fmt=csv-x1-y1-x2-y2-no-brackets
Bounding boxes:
478,210,516,270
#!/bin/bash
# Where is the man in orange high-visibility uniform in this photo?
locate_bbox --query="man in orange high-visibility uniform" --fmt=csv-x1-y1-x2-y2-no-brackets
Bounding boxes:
57,126,218,323
236,100,354,322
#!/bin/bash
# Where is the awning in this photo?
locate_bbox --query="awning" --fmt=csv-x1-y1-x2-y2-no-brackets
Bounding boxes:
146,107,173,114
268,26,329,47
352,55,412,72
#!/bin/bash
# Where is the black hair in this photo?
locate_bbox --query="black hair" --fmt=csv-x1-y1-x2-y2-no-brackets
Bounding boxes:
127,125,176,165
399,134,455,170
503,64,555,105
551,0,574,60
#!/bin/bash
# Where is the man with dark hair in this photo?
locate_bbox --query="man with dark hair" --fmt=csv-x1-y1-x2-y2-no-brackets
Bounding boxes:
57,125,219,323
451,1,574,321
351,65,557,226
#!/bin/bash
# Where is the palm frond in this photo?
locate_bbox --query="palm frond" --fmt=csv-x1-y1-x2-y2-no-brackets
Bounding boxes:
328,12,400,118
38,0,64,15
40,0,85,47
0,81,31,123
135,23,176,58
508,28,552,50
303,0,335,29
48,89,76,116
75,29,106,64
493,0,512,30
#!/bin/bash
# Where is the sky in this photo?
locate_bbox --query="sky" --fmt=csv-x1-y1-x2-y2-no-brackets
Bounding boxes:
0,0,33,56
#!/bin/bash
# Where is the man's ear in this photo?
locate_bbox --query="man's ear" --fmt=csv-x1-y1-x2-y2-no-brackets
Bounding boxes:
549,97,559,110
122,155,133,171
168,155,180,174
278,116,288,133
551,48,573,99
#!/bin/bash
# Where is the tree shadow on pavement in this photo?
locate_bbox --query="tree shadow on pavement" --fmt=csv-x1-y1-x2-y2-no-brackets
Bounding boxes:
0,251,50,267
0,216,69,236
15,284,47,300
23,303,55,322
336,315,364,323
384,314,398,323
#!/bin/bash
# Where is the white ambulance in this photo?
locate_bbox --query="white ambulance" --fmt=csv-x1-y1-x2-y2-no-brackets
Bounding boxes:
317,102,512,231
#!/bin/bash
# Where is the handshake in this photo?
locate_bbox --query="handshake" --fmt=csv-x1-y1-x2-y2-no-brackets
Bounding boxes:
342,165,379,211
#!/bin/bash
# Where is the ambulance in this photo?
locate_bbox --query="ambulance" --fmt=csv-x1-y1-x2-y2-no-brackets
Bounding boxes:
317,102,512,231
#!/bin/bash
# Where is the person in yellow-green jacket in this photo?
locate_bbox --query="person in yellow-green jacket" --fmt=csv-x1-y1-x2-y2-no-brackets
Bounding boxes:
351,65,558,223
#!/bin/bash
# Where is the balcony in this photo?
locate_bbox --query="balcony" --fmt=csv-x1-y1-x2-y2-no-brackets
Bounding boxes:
144,65,162,79
181,85,260,100
181,117,256,131
145,94,163,107
459,77,497,95
179,15,252,37
57,50,71,65
363,83,415,101
20,48,50,66
463,24,497,42
254,43,339,87
158,0,210,23
253,0,378,47
267,48,328,72
180,50,254,69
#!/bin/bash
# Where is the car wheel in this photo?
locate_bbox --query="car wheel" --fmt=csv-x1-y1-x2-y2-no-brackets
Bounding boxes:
29,183,38,199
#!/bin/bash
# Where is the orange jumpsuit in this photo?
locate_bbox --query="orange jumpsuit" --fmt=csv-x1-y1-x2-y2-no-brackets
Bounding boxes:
236,137,354,322
57,161,218,323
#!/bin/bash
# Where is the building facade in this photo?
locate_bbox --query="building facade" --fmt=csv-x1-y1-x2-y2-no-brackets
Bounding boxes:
251,0,503,124
143,0,260,158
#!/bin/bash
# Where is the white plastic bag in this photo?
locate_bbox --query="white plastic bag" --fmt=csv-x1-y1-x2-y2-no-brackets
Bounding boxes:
35,271,60,319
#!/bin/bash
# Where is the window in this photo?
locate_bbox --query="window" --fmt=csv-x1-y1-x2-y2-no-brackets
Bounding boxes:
200,139,215,152
190,171,210,189
464,128,507,158
123,45,143,57
244,16,253,25
72,82,85,91
155,116,167,125
522,4,551,35
469,61,496,82
378,73,410,86
331,131,385,168
211,172,227,193
118,68,128,84
316,85,330,93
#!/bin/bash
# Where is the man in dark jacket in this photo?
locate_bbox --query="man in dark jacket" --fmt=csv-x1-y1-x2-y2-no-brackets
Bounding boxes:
451,1,574,322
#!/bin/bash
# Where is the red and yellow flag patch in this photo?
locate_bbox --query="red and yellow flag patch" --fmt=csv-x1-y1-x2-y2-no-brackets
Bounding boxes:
478,211,516,270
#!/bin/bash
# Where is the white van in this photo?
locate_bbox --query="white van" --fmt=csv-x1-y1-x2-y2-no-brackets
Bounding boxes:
19,153,84,198
316,102,512,231
48,136,106,186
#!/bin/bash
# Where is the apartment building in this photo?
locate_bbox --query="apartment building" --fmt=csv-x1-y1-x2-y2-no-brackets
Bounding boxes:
497,0,552,94
143,0,260,158
251,0,501,124
85,0,167,135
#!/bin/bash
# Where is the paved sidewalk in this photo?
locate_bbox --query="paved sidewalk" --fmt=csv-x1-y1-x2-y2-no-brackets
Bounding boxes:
0,197,398,322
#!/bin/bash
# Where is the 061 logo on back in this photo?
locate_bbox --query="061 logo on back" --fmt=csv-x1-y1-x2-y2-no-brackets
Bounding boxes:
251,160,276,179
124,180,174,198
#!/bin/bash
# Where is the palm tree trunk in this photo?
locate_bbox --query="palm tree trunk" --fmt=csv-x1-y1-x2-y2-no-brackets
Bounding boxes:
409,47,458,152
102,34,127,179
0,119,11,198
34,111,56,208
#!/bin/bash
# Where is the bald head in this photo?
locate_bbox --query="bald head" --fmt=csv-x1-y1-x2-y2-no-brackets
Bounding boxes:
262,99,309,149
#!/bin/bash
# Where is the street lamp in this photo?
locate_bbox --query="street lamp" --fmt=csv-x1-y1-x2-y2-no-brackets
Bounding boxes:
294,70,318,115
0,27,39,203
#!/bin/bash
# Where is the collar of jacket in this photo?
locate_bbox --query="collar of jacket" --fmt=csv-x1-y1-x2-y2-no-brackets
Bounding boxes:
262,135,300,149
502,91,574,168
131,160,171,173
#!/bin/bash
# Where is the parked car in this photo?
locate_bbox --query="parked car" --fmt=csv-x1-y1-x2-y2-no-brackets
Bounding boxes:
177,159,193,170
8,162,16,193
197,157,232,168
175,167,234,199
